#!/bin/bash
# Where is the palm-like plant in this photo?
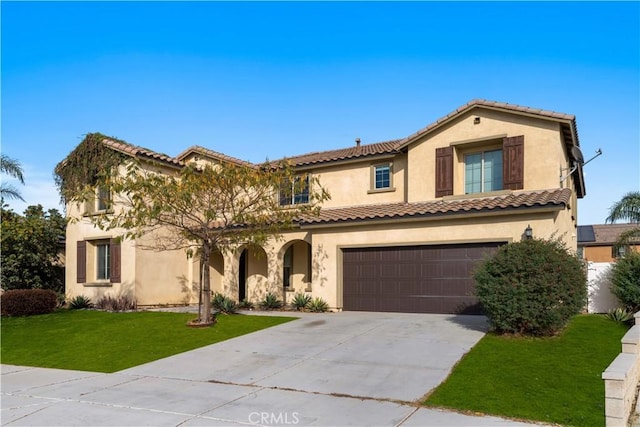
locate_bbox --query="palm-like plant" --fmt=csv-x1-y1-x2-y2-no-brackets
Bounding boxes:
607,191,640,246
607,191,640,223
1,154,25,201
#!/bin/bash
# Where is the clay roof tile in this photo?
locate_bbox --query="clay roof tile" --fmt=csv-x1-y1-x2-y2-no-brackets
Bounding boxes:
301,189,572,226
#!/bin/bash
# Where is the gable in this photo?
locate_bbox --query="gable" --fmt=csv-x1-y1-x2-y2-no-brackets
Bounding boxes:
398,103,584,200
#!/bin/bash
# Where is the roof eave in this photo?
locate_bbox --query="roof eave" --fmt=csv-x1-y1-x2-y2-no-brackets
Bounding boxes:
398,101,578,150
300,203,566,229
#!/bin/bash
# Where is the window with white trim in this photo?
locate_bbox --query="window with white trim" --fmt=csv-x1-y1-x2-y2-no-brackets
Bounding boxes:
374,164,391,189
279,175,309,206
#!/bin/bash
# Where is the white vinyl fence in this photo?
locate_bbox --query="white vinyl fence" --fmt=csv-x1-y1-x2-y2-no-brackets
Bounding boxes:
587,262,621,313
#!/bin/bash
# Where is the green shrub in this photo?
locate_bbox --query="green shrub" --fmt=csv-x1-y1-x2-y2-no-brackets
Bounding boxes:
95,295,137,312
291,293,312,311
211,292,238,314
308,297,329,313
610,251,640,312
260,292,283,310
1,289,58,317
68,295,93,310
607,307,635,324
474,238,587,336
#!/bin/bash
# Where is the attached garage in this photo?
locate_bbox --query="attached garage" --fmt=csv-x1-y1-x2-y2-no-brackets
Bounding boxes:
342,242,503,314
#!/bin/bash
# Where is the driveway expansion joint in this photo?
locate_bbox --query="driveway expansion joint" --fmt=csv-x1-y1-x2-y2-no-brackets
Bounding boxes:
208,378,418,407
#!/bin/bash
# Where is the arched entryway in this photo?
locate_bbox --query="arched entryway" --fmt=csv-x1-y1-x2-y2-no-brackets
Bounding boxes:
192,249,224,300
237,245,268,303
280,240,312,298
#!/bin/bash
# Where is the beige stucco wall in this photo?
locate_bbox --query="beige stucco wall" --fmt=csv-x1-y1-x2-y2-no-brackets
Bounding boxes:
313,155,407,208
305,208,574,309
407,109,571,202
134,233,192,306
64,106,582,309
65,201,137,304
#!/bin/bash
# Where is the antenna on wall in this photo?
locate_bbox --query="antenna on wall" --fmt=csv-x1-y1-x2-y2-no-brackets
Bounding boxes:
560,147,602,183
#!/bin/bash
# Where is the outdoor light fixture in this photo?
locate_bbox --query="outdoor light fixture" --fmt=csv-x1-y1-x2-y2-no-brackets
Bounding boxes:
524,225,533,240
474,117,481,124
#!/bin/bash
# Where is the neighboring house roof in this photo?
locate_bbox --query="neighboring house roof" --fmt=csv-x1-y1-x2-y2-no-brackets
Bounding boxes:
301,188,572,226
102,137,184,168
578,224,640,246
577,225,596,243
176,145,256,169
278,139,403,168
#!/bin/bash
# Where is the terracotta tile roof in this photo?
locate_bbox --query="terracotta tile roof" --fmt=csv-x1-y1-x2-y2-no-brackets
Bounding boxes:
399,98,579,148
579,224,640,245
176,145,256,168
102,137,184,167
301,188,572,226
278,139,403,167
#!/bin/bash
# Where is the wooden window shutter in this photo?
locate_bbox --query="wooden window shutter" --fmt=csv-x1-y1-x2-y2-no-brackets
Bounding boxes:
503,135,524,190
435,146,454,197
110,238,121,283
77,241,86,283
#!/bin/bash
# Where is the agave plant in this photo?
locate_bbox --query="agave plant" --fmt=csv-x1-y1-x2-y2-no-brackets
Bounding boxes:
307,297,329,313
238,299,254,310
607,307,634,324
260,292,283,310
68,295,93,310
212,292,238,314
291,293,312,311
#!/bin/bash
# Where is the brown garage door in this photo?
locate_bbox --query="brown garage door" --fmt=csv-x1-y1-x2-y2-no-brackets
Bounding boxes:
342,243,502,314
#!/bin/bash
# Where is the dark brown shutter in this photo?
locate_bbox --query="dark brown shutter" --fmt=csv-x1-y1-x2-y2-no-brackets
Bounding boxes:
110,238,121,283
503,135,524,190
77,241,86,283
435,146,454,197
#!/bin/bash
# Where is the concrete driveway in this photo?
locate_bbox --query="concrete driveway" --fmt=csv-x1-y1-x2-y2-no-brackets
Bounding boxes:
1,311,542,426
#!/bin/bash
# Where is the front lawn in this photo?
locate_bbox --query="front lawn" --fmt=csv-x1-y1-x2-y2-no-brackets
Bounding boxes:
424,314,628,427
1,310,296,373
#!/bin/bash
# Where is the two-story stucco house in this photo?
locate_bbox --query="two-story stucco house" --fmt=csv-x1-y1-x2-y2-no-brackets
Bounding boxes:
63,99,585,314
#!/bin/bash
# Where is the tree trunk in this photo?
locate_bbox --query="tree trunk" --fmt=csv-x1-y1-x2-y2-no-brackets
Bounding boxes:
198,257,203,321
199,242,213,325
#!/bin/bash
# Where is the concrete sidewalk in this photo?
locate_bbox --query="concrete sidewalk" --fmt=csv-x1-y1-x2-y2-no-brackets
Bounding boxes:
2,311,544,426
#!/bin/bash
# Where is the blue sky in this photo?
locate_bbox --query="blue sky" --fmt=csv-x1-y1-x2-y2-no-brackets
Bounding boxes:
2,1,639,226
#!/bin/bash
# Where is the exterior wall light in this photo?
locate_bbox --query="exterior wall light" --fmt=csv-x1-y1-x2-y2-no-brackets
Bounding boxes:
525,225,533,240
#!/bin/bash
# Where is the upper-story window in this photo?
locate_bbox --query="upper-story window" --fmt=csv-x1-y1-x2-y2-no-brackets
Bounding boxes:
464,149,503,194
279,175,309,206
371,163,393,191
96,186,111,211
435,135,523,198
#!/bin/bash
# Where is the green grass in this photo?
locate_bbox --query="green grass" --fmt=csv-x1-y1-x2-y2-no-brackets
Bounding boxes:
1,310,296,373
425,314,629,427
